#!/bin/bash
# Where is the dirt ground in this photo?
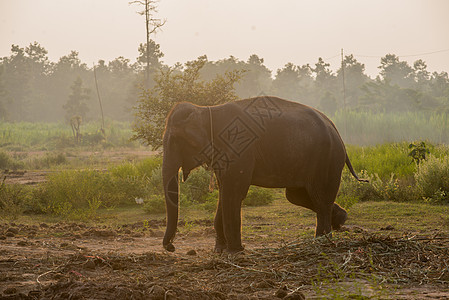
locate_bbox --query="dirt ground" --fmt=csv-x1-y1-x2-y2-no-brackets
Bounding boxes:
1,220,449,300
3,149,157,185
2,151,449,299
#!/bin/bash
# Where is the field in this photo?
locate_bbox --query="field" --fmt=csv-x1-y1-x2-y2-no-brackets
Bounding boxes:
1,200,449,299
1,121,449,299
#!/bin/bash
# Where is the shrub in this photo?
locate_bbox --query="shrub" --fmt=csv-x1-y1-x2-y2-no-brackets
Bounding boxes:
338,170,380,202
0,151,24,170
0,181,29,219
29,152,67,169
243,186,275,206
415,155,449,203
0,151,10,169
181,167,212,204
201,190,219,212
143,195,166,214
335,194,358,210
37,168,151,217
346,143,416,179
136,156,163,178
109,162,139,178
148,166,163,195
408,141,430,165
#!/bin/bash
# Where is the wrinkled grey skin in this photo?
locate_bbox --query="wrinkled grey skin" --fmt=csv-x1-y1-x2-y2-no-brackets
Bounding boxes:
162,96,365,253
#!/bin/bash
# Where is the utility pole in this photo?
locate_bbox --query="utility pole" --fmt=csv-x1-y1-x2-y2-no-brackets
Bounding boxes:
341,48,347,138
93,63,105,134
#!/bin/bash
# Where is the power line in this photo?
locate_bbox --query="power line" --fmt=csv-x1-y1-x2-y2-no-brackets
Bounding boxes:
324,54,340,61
353,48,449,59
400,48,449,58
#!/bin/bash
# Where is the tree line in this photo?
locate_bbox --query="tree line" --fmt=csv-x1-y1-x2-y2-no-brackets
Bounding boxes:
1,41,448,123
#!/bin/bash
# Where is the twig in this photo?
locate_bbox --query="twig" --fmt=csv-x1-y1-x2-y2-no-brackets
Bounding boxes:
218,259,272,275
36,269,58,286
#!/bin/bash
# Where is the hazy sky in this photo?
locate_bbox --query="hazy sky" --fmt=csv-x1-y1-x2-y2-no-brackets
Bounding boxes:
1,0,449,77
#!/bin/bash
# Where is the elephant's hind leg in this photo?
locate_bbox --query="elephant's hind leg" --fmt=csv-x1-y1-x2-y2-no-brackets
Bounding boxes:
331,203,347,230
285,187,315,210
285,187,338,237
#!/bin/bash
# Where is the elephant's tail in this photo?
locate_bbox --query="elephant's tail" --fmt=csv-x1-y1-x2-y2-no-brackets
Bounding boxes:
345,155,369,183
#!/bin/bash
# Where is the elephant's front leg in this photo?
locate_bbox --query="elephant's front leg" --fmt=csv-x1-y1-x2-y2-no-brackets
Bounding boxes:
213,201,227,253
219,180,250,253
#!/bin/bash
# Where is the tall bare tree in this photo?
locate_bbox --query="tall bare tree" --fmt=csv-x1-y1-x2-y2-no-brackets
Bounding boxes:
130,0,166,88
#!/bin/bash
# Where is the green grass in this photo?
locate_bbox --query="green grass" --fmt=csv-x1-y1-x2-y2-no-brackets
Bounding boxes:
5,197,447,244
346,142,449,180
346,142,416,179
0,120,138,151
333,110,449,145
349,201,449,233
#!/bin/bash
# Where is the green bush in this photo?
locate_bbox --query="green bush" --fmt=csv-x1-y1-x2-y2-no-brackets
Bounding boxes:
29,152,67,169
201,190,219,212
148,166,163,195
415,155,449,203
335,194,358,210
338,170,380,202
143,195,166,214
0,151,10,169
136,156,163,178
243,186,275,207
0,151,24,170
338,169,415,203
31,156,164,217
346,143,417,179
37,168,151,217
181,167,212,204
0,181,30,219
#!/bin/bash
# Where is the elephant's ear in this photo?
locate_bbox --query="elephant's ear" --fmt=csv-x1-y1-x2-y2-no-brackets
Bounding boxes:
170,105,208,182
174,107,207,150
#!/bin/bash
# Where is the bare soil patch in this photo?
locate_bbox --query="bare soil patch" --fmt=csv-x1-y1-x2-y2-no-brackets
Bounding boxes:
1,220,448,299
3,149,157,185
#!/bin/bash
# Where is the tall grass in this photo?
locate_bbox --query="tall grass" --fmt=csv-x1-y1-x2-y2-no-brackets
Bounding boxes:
0,120,137,150
333,110,449,145
3,111,449,151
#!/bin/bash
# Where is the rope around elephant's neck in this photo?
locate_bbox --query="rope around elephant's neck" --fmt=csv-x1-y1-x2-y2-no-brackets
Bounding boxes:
208,107,215,191
208,107,214,167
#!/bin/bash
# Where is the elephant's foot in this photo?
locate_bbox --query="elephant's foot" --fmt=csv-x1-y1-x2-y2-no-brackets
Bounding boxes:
213,242,244,254
224,245,244,254
214,244,227,253
332,204,348,230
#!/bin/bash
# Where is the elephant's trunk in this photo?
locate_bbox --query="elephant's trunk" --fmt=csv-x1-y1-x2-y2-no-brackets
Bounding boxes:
162,147,181,252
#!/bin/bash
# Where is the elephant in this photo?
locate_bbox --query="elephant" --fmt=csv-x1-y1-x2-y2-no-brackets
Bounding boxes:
162,96,366,253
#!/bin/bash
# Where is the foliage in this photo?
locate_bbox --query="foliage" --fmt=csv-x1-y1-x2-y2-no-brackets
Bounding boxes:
181,166,212,204
345,143,416,179
243,186,275,207
34,156,164,217
0,151,24,170
2,41,449,125
0,180,30,219
201,190,219,212
3,142,449,220
0,120,137,151
333,111,449,145
340,143,449,204
338,170,380,203
0,151,13,169
415,155,449,204
63,77,90,122
143,195,166,214
408,141,430,164
132,56,244,149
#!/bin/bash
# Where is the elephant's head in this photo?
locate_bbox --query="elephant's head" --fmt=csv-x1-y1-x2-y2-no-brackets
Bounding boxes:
162,102,210,252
